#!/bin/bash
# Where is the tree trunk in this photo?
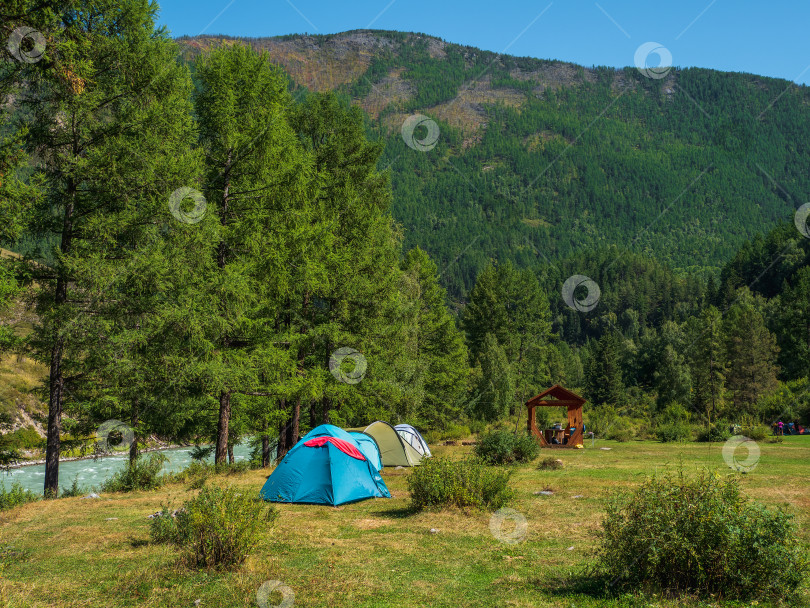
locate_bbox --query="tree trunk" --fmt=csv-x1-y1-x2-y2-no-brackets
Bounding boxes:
44,177,75,497
215,390,231,464
227,442,234,464
44,335,64,497
262,433,270,467
214,153,232,466
129,402,139,465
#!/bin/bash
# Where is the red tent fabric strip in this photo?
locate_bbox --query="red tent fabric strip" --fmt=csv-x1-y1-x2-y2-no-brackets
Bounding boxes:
303,436,367,461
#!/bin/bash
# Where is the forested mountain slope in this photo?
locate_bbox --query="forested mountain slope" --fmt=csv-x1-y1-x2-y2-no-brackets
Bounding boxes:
176,31,810,299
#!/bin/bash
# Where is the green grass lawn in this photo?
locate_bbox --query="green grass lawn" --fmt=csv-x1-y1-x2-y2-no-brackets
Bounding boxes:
1,437,809,608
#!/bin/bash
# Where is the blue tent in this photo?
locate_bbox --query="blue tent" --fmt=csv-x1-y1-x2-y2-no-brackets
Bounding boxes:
259,425,390,506
348,431,383,471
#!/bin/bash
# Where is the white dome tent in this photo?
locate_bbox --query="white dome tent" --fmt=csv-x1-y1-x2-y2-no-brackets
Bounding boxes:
394,424,432,458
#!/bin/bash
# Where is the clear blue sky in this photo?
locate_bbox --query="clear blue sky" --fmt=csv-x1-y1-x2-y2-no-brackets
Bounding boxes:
157,0,810,85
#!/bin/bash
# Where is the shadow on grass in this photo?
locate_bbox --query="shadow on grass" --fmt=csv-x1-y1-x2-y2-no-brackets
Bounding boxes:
534,572,810,608
129,537,150,548
368,505,418,519
531,569,612,598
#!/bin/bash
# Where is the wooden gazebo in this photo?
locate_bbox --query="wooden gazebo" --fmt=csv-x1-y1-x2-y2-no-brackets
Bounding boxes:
526,385,586,448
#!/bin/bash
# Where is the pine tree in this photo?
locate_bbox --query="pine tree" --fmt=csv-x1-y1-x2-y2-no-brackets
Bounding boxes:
585,330,625,407
401,247,468,427
474,333,514,421
462,260,552,409
723,290,779,416
774,267,810,380
687,306,726,423
192,43,313,464
21,0,201,495
288,92,406,431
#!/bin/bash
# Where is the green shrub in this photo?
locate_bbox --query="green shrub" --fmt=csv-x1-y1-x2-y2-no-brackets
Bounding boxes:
696,424,732,443
441,424,471,440
407,457,513,511
475,431,539,465
606,424,633,442
0,482,39,511
165,459,211,486
150,486,277,569
149,504,190,545
101,453,167,493
591,409,636,442
655,403,692,442
59,476,87,498
655,422,692,442
0,426,43,450
740,424,769,441
422,430,441,445
467,419,486,435
585,405,619,436
592,469,809,600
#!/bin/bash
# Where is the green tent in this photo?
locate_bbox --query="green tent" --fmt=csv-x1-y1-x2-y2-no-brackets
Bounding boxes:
346,421,423,467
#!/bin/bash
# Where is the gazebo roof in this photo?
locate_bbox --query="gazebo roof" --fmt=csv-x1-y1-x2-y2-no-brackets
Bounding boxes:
525,384,586,408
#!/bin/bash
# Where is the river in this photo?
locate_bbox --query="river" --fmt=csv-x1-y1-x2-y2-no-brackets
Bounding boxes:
1,442,256,495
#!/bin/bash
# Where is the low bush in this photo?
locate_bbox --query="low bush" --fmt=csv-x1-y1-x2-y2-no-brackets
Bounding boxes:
606,425,633,442
150,486,277,569
149,505,189,545
740,424,769,441
655,403,692,442
475,430,539,465
695,424,732,443
655,421,692,442
0,482,39,510
101,453,167,493
592,469,808,600
166,460,211,485
407,457,513,511
59,476,87,498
